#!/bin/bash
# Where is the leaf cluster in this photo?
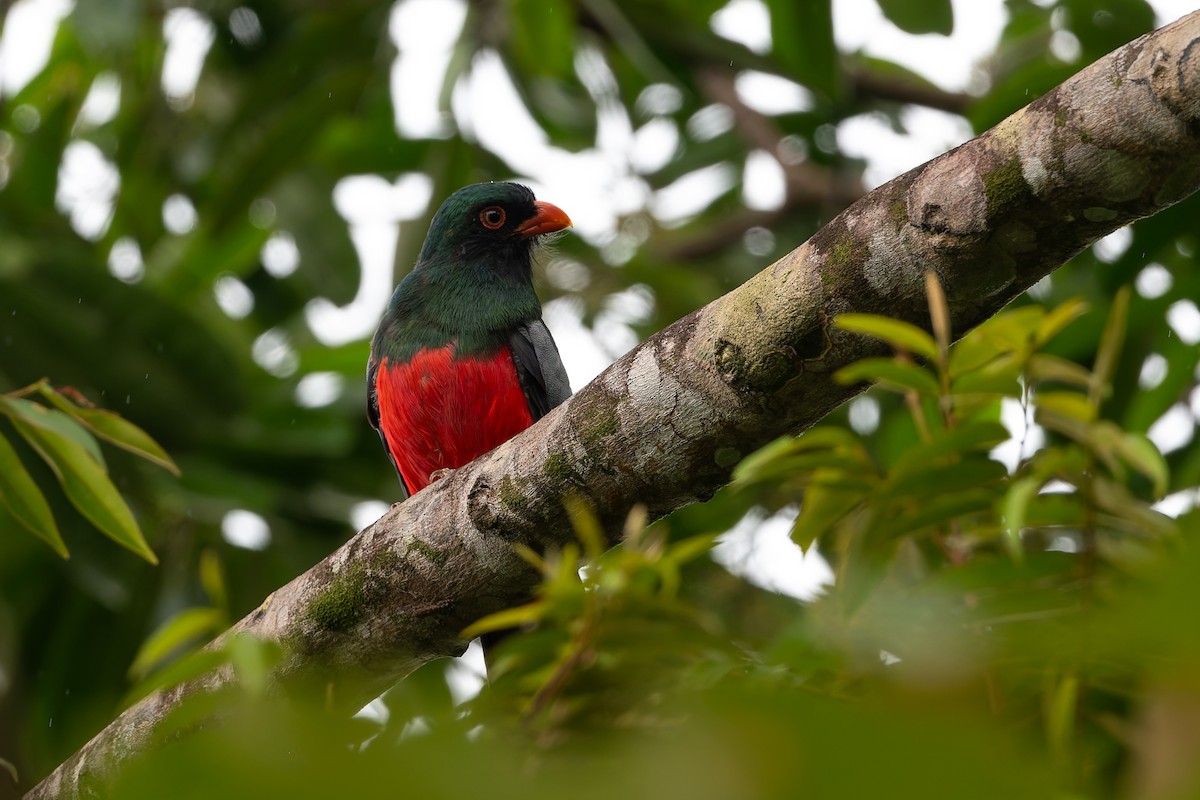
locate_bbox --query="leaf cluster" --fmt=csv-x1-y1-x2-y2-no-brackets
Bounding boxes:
0,379,175,562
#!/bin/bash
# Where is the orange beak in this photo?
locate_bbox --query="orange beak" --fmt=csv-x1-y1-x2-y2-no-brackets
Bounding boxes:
515,200,573,238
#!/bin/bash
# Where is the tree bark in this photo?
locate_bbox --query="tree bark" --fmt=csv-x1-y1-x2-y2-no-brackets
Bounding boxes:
28,11,1200,799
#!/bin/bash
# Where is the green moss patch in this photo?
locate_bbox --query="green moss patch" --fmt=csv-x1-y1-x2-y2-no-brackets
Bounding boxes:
305,562,371,633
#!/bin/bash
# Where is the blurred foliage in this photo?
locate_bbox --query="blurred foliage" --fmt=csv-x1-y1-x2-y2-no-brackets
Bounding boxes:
2,0,1199,798
107,290,1200,799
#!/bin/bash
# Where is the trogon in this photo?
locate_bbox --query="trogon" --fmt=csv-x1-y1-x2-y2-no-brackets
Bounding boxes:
367,181,573,498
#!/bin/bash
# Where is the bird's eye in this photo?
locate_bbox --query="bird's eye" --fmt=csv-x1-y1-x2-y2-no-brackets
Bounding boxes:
479,206,506,230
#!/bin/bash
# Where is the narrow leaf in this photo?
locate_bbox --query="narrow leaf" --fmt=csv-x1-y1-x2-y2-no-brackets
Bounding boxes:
974,306,1045,351
1035,297,1088,345
948,332,1005,378
736,430,874,484
1035,408,1090,442
1027,354,1093,388
462,601,545,639
734,435,806,483
794,426,867,452
1003,477,1040,563
884,457,1007,500
1046,671,1079,758
890,420,1011,476
39,384,180,475
925,270,951,362
951,359,1023,397
226,634,282,696
877,0,953,35
0,432,67,557
1112,432,1169,497
835,314,939,361
122,648,229,710
836,358,941,396
564,494,605,560
1037,391,1097,424
791,482,865,549
9,418,157,563
664,533,720,566
0,397,105,467
200,549,229,612
881,489,996,540
767,0,839,97
129,607,226,680
1090,287,1130,407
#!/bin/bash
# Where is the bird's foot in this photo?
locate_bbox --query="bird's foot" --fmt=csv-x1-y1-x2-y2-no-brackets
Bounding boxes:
428,468,455,484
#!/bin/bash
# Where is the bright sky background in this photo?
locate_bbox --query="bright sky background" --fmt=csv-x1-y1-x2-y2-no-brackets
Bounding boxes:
3,0,1199,691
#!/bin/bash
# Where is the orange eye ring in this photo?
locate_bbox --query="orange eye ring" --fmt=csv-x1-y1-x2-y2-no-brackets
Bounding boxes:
479,206,506,230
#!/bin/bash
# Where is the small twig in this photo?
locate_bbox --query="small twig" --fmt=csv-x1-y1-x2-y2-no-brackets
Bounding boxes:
848,67,973,115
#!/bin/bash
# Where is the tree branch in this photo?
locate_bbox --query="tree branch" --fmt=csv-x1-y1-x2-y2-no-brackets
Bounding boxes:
695,64,864,207
28,11,1200,799
652,66,864,262
848,66,973,115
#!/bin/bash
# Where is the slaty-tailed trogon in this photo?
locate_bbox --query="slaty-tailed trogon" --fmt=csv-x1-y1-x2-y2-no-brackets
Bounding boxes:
367,181,573,498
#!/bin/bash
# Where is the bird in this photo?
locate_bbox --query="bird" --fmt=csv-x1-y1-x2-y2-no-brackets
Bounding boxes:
367,181,573,499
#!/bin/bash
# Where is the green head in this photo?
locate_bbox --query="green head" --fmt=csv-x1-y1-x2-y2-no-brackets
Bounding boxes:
417,181,571,271
378,182,573,356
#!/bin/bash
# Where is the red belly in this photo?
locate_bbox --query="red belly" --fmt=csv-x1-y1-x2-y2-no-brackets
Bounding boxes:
375,345,535,493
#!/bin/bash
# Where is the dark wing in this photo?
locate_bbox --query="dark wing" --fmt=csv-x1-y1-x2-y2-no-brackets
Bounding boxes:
366,346,411,499
509,319,572,420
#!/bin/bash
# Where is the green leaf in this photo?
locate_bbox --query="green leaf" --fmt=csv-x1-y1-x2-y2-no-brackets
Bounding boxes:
1089,476,1175,539
226,634,282,697
876,0,953,35
1091,286,1130,406
462,601,546,640
1112,432,1169,498
765,452,881,478
881,489,996,539
1046,671,1078,758
836,358,940,396
8,417,157,563
734,435,806,483
951,354,1023,396
1085,423,1169,497
973,306,1045,352
509,0,576,79
1003,477,1040,562
664,532,720,566
200,549,229,612
0,431,67,558
1036,391,1097,424
835,314,939,361
767,0,839,97
793,426,868,452
129,607,226,680
735,429,874,485
883,456,1007,501
38,384,180,475
890,420,1011,476
565,494,606,560
122,647,230,710
1027,354,1093,388
791,481,865,549
0,397,105,467
948,331,1006,378
1034,297,1088,346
